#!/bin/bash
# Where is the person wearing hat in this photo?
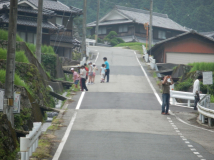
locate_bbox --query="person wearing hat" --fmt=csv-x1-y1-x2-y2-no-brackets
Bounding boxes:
88,61,93,85
92,63,98,84
71,68,80,89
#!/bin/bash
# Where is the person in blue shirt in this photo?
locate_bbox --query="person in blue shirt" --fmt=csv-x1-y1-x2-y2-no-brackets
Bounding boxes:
103,57,110,82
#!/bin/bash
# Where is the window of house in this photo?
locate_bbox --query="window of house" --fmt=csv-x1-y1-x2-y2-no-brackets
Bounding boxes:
27,33,34,43
119,25,128,33
18,32,26,41
56,17,63,25
158,30,166,39
98,27,106,34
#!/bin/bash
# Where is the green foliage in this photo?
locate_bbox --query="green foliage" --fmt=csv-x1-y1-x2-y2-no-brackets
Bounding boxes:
41,54,57,78
115,42,145,54
211,95,214,103
175,78,194,91
105,31,117,40
115,42,145,47
188,62,214,72
26,43,55,55
103,31,125,46
0,48,29,63
61,0,214,32
0,29,23,41
0,69,33,96
14,108,32,129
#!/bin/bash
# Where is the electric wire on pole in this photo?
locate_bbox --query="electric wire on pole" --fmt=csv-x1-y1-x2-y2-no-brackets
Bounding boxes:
4,0,18,127
95,0,100,44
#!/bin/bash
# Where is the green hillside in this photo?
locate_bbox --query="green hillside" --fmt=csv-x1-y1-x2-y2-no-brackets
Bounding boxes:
65,0,214,32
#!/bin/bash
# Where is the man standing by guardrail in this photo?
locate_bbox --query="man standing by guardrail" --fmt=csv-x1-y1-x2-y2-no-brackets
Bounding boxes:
161,75,174,115
193,75,203,110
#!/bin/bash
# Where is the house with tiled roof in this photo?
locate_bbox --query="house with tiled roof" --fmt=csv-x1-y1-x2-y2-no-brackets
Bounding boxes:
0,0,82,58
0,0,58,45
87,5,188,44
26,0,82,58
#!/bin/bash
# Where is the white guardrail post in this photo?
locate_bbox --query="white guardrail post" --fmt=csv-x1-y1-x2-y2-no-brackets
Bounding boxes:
20,122,42,160
170,90,206,107
197,95,214,126
142,45,149,63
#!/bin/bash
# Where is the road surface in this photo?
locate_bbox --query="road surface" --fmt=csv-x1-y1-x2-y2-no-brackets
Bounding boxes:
52,46,214,160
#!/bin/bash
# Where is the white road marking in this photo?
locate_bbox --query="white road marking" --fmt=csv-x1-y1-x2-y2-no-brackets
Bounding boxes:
95,51,99,62
194,152,200,154
191,148,196,151
75,92,85,110
134,52,162,105
52,111,77,160
52,92,86,160
188,145,193,147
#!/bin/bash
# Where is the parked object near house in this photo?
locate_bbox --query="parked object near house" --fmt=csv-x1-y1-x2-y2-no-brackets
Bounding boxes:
149,30,214,64
87,5,187,44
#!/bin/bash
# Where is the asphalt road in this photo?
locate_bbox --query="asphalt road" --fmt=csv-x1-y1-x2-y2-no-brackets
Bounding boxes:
54,46,214,160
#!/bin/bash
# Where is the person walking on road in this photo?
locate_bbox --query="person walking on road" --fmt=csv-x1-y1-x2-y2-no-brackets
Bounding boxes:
103,57,110,82
80,65,88,91
71,68,79,89
193,75,203,110
92,63,98,83
161,75,174,115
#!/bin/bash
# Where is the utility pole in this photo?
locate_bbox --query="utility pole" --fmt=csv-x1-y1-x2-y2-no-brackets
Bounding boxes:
4,0,18,127
35,0,43,63
81,0,87,58
149,0,153,55
95,0,100,44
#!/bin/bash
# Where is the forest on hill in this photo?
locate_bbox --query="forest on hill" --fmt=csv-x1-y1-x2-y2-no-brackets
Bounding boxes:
63,0,214,32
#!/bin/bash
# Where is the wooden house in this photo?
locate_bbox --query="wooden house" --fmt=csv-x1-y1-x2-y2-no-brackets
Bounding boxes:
0,0,57,45
149,30,214,64
87,5,187,44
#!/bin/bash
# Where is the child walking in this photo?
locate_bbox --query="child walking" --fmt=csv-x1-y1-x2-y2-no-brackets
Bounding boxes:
100,64,106,83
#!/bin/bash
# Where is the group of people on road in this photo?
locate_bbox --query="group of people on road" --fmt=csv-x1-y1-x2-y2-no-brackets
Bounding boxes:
161,74,203,115
70,57,110,92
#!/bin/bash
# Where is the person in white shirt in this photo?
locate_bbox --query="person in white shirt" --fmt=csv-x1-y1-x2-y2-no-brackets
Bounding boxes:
193,75,203,110
100,64,106,83
80,65,88,91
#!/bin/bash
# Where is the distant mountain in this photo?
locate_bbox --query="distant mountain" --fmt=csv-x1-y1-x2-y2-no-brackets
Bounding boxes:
63,0,214,32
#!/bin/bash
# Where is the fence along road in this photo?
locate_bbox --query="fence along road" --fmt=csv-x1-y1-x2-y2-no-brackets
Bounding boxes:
54,46,214,160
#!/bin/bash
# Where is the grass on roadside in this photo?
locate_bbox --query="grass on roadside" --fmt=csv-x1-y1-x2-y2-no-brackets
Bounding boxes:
114,42,146,54
31,134,55,159
188,62,214,72
0,69,33,96
0,48,29,63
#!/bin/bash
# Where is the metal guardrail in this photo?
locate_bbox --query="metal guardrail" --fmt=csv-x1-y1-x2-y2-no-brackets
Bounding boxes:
20,122,42,160
197,95,214,126
170,90,206,107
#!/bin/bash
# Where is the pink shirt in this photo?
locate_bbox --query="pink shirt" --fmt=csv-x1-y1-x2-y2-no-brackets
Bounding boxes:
73,71,80,81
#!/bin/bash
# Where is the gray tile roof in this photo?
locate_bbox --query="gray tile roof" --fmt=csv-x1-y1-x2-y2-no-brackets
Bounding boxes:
148,30,214,53
18,6,55,16
0,13,57,30
50,34,80,45
28,0,82,13
199,31,214,39
87,19,133,27
88,5,187,32
115,5,187,32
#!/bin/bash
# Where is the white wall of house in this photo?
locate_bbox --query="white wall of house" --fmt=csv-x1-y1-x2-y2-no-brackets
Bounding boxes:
166,52,214,64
